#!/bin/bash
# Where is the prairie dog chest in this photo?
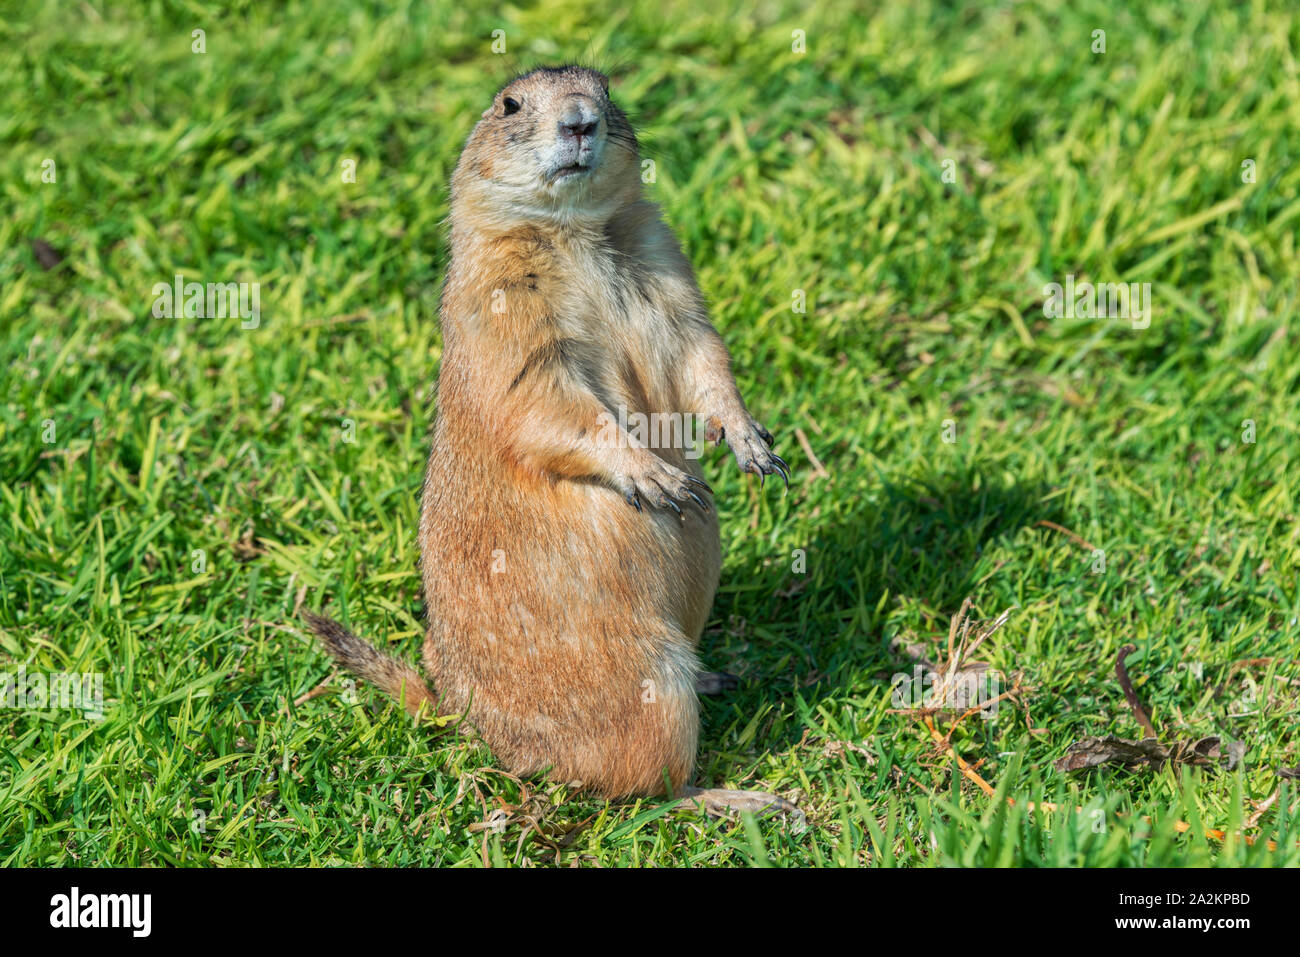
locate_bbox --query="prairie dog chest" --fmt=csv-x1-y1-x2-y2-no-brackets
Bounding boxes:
550,239,684,407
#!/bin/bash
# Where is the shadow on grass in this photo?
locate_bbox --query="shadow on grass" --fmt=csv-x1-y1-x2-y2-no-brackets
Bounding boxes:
700,464,1061,760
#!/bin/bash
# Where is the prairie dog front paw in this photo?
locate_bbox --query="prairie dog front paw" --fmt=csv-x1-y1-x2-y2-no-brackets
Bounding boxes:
720,416,788,487
618,455,713,516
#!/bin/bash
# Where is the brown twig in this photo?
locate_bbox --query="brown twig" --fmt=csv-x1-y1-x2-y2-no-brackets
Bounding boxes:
893,599,1015,798
1036,519,1097,552
1116,644,1159,739
945,597,972,669
288,676,338,711
934,682,1024,745
793,427,829,481
924,716,995,797
1245,789,1280,829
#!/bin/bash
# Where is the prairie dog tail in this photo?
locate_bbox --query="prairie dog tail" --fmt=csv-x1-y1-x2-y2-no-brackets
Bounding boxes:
302,611,439,720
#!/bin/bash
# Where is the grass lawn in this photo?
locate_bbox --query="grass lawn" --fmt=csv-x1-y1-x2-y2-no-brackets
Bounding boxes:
2,0,1298,867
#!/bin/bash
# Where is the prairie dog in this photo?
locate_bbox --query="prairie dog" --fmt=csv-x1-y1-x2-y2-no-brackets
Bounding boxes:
307,66,792,814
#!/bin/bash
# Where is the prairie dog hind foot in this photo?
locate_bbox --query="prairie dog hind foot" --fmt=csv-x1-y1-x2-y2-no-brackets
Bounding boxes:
675,786,804,827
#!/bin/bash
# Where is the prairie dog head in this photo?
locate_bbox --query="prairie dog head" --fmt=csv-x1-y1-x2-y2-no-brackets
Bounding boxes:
451,65,642,229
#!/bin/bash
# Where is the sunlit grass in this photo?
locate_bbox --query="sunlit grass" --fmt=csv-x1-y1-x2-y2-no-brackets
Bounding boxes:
1,0,1297,866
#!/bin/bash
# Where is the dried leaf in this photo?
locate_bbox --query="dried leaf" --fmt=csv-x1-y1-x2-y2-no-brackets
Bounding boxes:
1055,734,1242,772
232,529,266,561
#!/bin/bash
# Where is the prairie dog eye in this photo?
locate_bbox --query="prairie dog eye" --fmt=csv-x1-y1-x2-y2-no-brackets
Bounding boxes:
502,96,521,115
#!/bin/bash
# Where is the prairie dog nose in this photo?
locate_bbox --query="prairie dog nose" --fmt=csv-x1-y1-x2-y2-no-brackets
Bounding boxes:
557,95,600,139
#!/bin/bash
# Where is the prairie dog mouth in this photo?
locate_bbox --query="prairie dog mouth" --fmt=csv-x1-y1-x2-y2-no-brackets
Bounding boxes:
550,160,594,182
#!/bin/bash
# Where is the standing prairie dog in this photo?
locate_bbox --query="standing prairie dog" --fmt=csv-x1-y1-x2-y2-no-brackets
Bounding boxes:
306,65,793,816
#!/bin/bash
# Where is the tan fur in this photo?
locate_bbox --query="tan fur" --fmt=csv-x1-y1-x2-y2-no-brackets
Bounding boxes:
309,66,787,799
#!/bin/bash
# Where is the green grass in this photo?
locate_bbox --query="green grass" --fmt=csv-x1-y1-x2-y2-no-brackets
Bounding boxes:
2,0,1298,867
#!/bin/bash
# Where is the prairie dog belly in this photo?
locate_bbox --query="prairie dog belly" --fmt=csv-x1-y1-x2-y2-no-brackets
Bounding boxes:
421,453,720,662
419,457,714,788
